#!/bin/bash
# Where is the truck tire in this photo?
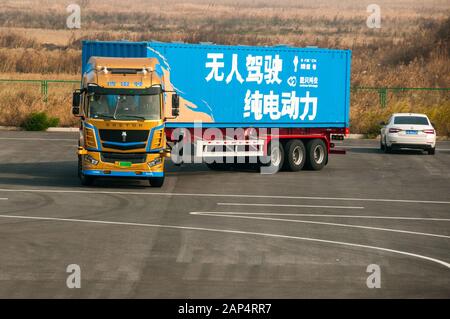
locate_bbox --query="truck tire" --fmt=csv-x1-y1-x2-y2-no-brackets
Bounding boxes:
283,139,306,171
428,148,435,155
305,139,327,171
261,141,284,173
149,176,165,187
78,156,95,186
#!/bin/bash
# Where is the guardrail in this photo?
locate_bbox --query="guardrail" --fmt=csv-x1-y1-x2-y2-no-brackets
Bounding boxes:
351,86,450,108
0,79,449,106
0,79,79,102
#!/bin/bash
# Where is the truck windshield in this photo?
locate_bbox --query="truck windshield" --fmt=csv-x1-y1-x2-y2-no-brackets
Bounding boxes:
88,93,161,120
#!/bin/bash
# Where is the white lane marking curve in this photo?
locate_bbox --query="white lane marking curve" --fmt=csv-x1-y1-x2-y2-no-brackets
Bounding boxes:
0,188,449,205
217,203,365,209
0,213,449,269
191,212,450,239
209,211,450,222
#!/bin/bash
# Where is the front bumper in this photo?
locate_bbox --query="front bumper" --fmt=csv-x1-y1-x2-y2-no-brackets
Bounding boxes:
82,170,164,178
79,149,165,178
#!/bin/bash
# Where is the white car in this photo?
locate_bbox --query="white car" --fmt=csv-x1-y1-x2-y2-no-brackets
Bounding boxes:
380,113,436,155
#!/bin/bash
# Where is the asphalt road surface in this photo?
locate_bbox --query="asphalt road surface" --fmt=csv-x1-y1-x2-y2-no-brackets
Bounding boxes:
0,131,449,298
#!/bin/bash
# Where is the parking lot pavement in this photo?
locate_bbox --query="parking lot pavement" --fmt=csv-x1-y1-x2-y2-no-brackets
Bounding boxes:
0,131,449,298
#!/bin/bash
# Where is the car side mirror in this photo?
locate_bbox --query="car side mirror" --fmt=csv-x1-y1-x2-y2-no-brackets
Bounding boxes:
172,93,180,117
72,90,81,116
431,122,436,128
379,121,386,126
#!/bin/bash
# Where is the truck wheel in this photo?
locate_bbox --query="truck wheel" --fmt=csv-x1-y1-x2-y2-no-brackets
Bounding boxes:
261,141,284,173
305,139,327,171
78,156,94,186
428,148,435,155
80,174,95,186
149,176,165,187
283,139,306,171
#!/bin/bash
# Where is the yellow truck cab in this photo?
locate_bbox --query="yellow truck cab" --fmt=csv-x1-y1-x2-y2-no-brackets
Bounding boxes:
72,57,179,187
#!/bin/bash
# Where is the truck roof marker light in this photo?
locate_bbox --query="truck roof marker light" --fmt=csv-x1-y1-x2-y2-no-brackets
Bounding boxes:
94,65,109,74
139,67,153,75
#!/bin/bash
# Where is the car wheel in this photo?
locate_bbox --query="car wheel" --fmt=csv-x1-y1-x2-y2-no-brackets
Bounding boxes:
384,138,391,153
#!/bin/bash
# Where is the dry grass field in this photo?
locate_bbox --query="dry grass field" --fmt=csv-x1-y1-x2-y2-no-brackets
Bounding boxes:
0,0,448,134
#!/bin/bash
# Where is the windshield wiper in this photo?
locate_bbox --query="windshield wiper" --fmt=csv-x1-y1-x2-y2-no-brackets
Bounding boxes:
93,113,115,119
117,115,146,120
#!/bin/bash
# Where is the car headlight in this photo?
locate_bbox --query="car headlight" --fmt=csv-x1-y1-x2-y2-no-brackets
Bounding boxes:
84,154,99,165
147,157,162,167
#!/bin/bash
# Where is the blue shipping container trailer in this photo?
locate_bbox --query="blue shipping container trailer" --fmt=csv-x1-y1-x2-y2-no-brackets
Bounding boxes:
76,41,351,179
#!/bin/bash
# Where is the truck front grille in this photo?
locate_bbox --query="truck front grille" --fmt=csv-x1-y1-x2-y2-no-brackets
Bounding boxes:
99,129,149,143
101,142,147,150
101,153,147,164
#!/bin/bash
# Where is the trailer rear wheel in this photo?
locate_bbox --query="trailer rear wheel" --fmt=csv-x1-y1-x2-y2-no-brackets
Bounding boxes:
305,139,327,171
260,141,284,173
283,139,306,171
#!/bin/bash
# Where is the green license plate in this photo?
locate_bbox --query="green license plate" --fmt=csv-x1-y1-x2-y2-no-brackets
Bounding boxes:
118,161,132,167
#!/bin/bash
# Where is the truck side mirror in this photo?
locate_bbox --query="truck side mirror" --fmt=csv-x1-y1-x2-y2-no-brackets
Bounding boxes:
172,93,180,117
72,91,81,116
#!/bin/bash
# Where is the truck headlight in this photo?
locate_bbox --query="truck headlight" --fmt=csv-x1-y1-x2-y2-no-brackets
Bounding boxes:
85,154,99,165
147,157,162,168
85,128,97,149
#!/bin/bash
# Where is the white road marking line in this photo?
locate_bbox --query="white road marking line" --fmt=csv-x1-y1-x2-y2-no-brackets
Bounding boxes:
218,203,364,209
343,146,379,149
206,211,450,221
190,212,450,239
0,188,449,205
0,138,75,141
0,198,7,200
0,213,448,269
343,146,450,151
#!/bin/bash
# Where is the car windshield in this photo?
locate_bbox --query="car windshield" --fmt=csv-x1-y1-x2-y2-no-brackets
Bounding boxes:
394,116,429,125
88,93,160,120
